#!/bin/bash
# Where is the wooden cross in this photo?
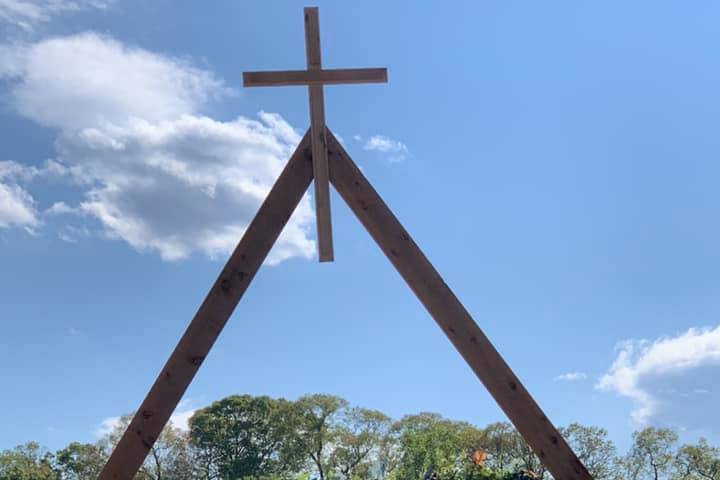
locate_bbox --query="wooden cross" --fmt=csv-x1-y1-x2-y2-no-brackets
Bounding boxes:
243,7,387,262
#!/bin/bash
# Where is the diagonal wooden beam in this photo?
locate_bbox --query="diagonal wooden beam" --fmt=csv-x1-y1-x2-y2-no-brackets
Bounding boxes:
243,67,388,87
326,130,592,480
98,131,314,480
305,6,334,262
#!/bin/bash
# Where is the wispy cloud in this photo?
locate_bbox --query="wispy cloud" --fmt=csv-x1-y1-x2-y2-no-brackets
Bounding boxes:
96,415,120,438
553,372,587,382
597,325,720,429
0,178,37,231
355,134,410,162
0,0,112,31
45,201,77,216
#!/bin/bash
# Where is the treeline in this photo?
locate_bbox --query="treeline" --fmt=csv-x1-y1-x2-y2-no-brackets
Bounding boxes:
1,393,718,480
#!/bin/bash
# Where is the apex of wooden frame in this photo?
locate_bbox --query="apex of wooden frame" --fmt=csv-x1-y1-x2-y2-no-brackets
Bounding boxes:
243,7,388,263
97,7,592,480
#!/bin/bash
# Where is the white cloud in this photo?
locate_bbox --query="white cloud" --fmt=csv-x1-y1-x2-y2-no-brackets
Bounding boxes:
0,0,111,30
4,32,229,130
0,42,26,75
96,415,120,438
0,33,315,263
0,158,67,181
358,134,410,162
169,403,197,432
0,179,37,229
60,113,314,262
0,160,38,229
45,201,76,215
553,371,587,382
597,326,720,427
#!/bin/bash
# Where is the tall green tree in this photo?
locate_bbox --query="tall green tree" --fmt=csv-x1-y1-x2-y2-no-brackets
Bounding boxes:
505,430,546,480
622,427,678,480
189,395,303,480
561,423,618,480
376,420,401,480
295,394,349,480
479,422,517,474
329,407,392,479
55,442,106,480
390,412,486,480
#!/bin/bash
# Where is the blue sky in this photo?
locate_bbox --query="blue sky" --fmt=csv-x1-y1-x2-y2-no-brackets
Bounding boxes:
2,0,720,454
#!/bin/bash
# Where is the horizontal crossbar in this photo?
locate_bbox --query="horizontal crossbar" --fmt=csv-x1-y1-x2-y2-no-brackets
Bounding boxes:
243,68,387,87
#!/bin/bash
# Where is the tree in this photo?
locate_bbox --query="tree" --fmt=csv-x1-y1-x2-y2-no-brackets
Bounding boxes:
390,412,486,480
674,438,720,480
561,423,618,480
295,394,349,480
376,423,401,480
55,442,106,480
329,407,392,479
622,427,678,480
0,442,59,480
479,422,518,474
149,426,193,480
506,430,547,480
189,394,303,479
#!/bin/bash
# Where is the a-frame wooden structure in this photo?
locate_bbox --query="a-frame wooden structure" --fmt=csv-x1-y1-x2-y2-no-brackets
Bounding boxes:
99,8,592,480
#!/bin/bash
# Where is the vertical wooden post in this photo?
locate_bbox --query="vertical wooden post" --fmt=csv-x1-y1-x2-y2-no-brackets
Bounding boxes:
98,132,313,480
304,6,334,262
327,130,592,480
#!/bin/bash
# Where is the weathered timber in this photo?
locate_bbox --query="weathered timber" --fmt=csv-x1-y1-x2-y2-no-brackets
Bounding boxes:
304,6,333,262
243,68,387,87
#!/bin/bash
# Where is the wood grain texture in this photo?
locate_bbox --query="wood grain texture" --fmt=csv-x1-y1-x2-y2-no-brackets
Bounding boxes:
304,7,321,69
326,130,592,480
243,68,388,87
98,131,314,480
304,6,333,262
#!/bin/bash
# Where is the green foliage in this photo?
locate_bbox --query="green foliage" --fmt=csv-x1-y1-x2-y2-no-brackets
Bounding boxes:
4,392,720,480
478,423,517,474
293,394,349,480
621,427,678,480
674,438,720,479
0,442,58,480
54,442,106,480
189,394,305,479
390,412,486,480
474,422,550,478
329,407,392,479
561,423,617,480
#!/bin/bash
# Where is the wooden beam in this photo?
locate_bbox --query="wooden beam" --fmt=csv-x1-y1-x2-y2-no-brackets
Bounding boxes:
98,131,314,480
243,68,388,87
326,130,592,480
304,6,333,262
